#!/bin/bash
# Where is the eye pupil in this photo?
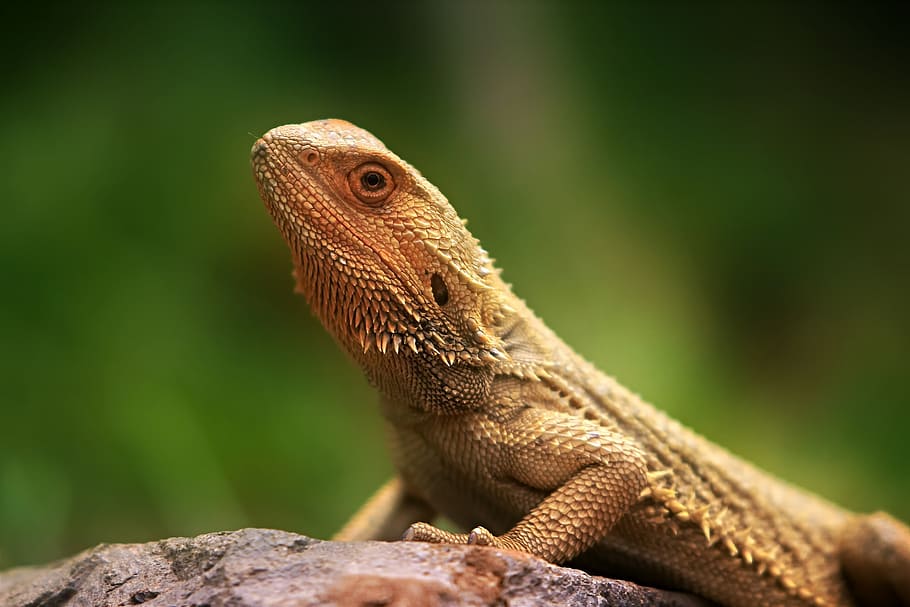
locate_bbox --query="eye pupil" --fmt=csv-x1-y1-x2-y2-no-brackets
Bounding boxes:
362,171,384,190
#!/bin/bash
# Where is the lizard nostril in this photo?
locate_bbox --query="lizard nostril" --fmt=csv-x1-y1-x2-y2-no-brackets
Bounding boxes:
299,148,320,166
431,273,449,306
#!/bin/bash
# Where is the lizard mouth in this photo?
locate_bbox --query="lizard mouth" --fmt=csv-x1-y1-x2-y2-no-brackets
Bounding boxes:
250,139,285,218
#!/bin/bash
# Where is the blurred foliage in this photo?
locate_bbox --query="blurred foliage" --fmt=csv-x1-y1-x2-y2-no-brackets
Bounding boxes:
1,2,908,568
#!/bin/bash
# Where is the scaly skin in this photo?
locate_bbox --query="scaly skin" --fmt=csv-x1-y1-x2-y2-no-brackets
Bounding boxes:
251,119,910,607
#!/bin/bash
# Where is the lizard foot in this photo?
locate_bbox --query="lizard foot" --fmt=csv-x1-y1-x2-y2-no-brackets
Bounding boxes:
403,523,516,551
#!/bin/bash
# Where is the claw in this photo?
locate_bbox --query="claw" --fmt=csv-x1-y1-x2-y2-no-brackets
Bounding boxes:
468,526,494,546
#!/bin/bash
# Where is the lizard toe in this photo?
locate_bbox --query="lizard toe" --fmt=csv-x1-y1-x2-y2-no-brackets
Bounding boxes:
402,522,434,542
402,522,470,545
468,526,495,546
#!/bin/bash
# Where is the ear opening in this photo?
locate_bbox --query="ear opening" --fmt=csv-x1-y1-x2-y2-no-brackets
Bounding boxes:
431,272,449,306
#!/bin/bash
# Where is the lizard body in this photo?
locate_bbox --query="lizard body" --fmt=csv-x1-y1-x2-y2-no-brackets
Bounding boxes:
251,120,910,607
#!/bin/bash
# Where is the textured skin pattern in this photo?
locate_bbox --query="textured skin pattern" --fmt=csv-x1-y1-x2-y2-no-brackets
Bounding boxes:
251,120,910,607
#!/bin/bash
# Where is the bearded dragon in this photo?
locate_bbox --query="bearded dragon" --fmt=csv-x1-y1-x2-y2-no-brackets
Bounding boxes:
250,119,910,607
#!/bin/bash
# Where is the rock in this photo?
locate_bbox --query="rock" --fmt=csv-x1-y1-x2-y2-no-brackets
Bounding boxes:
0,528,711,607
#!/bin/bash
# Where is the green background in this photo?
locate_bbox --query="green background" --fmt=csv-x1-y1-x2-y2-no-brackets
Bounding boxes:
1,3,908,568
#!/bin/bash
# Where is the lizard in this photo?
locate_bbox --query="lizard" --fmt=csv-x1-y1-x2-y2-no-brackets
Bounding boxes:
250,119,910,607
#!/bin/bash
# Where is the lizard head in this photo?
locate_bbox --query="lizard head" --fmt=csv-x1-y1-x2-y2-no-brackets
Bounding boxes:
251,120,509,408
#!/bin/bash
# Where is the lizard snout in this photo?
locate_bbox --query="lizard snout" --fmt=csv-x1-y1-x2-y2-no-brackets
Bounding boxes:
250,136,270,160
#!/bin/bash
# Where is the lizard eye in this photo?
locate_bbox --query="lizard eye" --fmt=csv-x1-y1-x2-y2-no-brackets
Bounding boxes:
348,162,395,206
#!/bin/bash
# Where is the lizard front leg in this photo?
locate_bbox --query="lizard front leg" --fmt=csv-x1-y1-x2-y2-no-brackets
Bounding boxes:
404,407,649,564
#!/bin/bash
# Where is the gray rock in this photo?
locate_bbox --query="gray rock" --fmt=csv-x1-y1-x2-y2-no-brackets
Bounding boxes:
0,528,711,607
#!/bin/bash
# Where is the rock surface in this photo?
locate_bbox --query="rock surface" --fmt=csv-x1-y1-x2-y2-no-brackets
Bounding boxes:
0,528,712,607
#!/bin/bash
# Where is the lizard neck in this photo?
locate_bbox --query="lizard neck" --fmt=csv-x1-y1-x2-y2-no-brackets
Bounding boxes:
292,251,502,416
